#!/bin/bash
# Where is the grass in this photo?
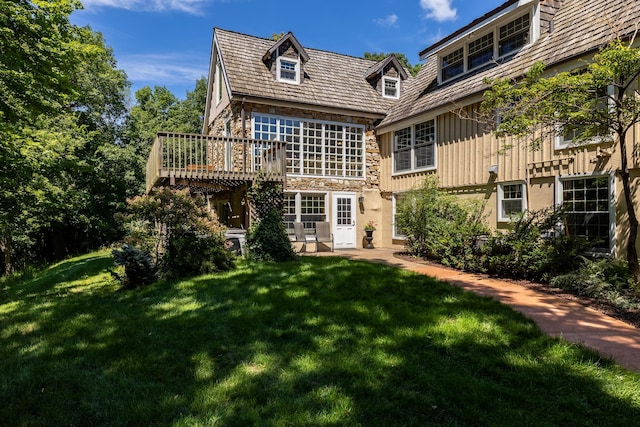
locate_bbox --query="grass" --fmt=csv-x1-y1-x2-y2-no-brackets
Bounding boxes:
1,250,639,426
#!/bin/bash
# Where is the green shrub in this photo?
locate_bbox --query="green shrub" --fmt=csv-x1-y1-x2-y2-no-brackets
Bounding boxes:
246,173,297,262
482,207,591,282
115,187,235,284
396,176,489,269
111,244,157,289
551,257,636,304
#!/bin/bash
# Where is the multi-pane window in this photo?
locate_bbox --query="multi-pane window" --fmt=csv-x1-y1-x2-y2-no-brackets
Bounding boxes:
393,120,436,173
300,194,326,232
556,85,612,149
252,114,364,177
441,48,464,81
252,115,277,170
392,193,407,239
284,193,327,235
303,122,323,175
562,176,611,252
278,58,299,83
468,32,494,70
383,76,400,99
499,13,530,56
498,183,526,221
439,13,531,82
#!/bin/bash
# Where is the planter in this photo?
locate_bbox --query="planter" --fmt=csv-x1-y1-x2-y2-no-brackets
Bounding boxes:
364,229,374,249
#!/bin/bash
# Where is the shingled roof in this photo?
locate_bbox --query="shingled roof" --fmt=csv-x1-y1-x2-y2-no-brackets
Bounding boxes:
214,28,408,116
379,0,640,129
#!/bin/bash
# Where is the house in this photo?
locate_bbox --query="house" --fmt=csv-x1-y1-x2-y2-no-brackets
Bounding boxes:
198,28,410,250
146,0,640,257
376,0,640,258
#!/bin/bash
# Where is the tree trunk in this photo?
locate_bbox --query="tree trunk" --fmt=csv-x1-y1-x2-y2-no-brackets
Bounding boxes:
618,135,640,282
1,233,12,276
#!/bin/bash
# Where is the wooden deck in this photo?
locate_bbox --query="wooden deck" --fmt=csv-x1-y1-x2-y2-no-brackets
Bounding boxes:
146,132,287,193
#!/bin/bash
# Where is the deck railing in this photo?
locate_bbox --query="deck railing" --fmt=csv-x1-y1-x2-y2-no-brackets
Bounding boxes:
146,132,287,193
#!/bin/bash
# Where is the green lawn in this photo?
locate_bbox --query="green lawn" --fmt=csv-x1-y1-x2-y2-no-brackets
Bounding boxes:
1,251,639,426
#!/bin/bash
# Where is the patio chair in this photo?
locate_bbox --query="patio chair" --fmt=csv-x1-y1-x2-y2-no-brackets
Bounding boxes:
314,221,334,252
293,222,309,252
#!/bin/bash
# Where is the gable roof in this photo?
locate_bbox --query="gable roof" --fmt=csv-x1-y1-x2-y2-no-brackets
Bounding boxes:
379,0,640,129
363,54,409,80
214,28,407,116
261,32,310,63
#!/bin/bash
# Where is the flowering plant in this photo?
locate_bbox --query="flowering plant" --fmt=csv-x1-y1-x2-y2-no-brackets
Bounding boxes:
364,220,377,231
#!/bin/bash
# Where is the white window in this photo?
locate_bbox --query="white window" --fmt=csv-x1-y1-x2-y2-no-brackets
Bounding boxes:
559,175,614,254
252,114,365,178
393,119,436,174
439,13,531,83
555,85,614,149
392,193,406,239
383,76,400,99
498,13,530,56
284,192,327,235
277,57,300,84
498,182,526,222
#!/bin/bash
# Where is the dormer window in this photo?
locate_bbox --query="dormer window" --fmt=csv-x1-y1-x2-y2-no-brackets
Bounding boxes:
383,76,400,99
277,57,300,84
439,12,532,83
498,13,530,56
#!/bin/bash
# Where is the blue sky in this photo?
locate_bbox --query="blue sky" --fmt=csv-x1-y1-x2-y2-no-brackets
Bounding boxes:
71,0,506,100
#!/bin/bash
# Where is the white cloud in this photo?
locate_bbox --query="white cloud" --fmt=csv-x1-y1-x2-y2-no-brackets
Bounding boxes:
420,0,457,22
120,53,207,85
374,14,399,28
81,0,207,14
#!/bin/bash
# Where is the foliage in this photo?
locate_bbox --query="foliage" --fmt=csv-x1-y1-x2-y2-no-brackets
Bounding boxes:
481,207,593,282
2,252,640,425
111,244,157,289
482,39,640,281
551,257,638,305
117,187,234,282
364,220,377,231
246,173,297,262
364,51,422,77
397,175,489,269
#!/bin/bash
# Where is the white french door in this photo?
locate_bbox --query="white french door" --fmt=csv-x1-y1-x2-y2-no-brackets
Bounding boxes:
332,192,356,249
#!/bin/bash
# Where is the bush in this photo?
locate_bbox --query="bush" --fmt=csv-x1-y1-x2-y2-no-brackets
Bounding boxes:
246,173,297,262
114,188,235,285
396,176,489,269
481,207,591,282
551,257,636,304
111,244,157,289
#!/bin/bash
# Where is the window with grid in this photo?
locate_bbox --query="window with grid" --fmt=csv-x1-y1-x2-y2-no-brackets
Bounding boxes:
468,32,494,70
562,176,611,251
283,193,297,235
415,120,435,169
252,116,278,171
499,13,530,57
556,84,612,148
383,76,399,99
393,127,412,172
499,183,525,221
281,118,301,173
344,126,363,177
393,193,406,239
325,124,343,176
303,122,323,175
278,58,299,83
253,114,364,178
441,48,464,81
393,120,436,173
300,195,326,232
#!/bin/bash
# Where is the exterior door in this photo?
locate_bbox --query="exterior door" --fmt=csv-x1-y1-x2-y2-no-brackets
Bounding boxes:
332,193,356,249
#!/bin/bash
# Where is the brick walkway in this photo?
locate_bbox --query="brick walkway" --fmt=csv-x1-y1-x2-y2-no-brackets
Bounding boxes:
306,247,640,373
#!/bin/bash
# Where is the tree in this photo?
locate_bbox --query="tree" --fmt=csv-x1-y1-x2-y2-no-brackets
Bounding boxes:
364,52,422,77
482,39,640,281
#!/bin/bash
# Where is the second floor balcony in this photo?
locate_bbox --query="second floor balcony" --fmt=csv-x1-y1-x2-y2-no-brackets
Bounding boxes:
146,132,287,193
